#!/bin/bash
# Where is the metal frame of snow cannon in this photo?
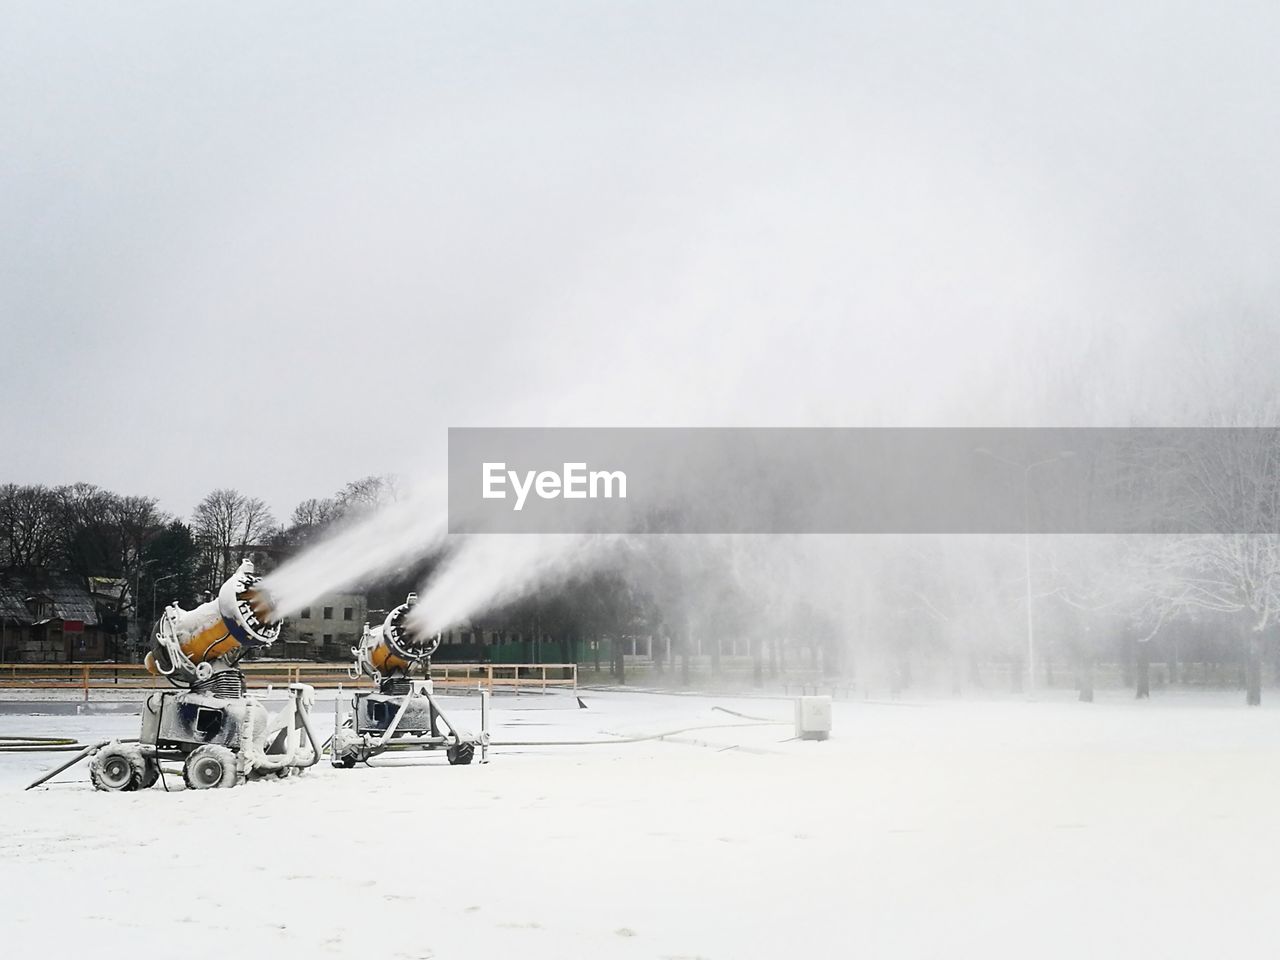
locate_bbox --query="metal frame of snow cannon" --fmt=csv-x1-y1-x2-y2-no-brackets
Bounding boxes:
83,559,321,792
131,681,322,787
331,593,486,768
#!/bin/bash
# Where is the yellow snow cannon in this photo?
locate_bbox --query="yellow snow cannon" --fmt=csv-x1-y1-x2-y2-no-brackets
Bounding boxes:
330,593,485,768
360,592,440,679
80,558,320,792
145,558,281,687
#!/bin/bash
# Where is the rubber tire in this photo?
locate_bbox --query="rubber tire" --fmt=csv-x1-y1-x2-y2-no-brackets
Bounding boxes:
331,729,360,768
183,745,240,789
90,743,144,791
446,742,475,766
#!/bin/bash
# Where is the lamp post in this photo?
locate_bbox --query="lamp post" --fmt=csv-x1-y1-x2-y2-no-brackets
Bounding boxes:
975,448,1075,698
132,558,157,661
152,573,179,624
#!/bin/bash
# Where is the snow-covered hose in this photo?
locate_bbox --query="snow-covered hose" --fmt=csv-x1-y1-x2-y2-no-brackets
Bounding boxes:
241,691,316,773
0,736,82,751
241,699,291,774
710,706,783,722
287,685,318,767
487,719,788,748
238,699,264,774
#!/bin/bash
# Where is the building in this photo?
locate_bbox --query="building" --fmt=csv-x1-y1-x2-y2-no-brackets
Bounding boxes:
0,570,108,662
285,592,368,660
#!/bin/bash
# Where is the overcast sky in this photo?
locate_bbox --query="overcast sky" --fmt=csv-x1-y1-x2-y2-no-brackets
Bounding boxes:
3,2,1279,521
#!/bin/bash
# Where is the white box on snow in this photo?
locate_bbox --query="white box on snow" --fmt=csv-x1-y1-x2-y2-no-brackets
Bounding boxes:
794,695,832,741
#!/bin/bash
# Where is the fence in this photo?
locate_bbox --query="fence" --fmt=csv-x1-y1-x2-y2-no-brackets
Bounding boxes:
0,662,577,699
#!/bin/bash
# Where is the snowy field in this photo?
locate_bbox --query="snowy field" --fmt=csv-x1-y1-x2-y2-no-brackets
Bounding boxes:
4,689,1280,959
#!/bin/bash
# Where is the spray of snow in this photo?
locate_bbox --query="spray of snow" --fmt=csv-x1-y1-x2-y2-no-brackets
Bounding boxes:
261,486,447,617
407,534,619,635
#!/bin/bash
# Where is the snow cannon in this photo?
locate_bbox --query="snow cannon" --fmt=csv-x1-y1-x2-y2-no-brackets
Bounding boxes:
145,558,282,688
355,592,441,681
77,558,320,792
331,593,483,769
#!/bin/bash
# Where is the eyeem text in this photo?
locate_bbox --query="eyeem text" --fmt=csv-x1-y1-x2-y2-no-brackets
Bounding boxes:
482,462,628,511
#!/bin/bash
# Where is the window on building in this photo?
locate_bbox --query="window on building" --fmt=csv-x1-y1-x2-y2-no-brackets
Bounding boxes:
343,607,353,620
299,607,311,619
323,607,333,619
323,634,332,643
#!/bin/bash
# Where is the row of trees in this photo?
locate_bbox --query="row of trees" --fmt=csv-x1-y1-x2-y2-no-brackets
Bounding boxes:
0,482,197,630
0,475,407,642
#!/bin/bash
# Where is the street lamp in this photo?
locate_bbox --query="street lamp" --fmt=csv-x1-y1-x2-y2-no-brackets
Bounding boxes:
132,558,157,660
152,573,179,624
975,447,1075,698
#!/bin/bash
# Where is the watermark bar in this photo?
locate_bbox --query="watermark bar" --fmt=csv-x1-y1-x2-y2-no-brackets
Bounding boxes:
448,427,1280,534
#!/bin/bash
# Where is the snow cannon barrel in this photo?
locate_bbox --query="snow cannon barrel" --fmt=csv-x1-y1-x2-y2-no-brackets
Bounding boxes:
146,559,282,679
363,593,441,677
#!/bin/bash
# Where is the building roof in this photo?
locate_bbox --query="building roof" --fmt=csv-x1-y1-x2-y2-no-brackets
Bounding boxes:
0,570,100,626
87,577,127,601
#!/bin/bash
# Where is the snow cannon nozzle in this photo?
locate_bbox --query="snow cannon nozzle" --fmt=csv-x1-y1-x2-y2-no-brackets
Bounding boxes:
218,559,282,646
383,594,439,661
353,592,441,680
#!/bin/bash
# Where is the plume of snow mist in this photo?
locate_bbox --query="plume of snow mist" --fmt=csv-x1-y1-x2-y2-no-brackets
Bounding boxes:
261,491,446,617
406,534,620,635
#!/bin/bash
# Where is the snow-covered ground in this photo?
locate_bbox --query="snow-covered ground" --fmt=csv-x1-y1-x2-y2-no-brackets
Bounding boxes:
4,689,1280,959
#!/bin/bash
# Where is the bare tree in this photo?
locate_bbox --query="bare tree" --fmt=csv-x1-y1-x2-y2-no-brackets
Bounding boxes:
108,494,166,614
0,483,60,567
192,489,276,589
290,497,338,529
334,474,401,517
55,483,118,576
1134,426,1280,705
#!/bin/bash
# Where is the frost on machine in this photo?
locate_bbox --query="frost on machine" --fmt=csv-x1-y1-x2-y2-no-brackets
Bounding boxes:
90,559,322,791
330,592,486,768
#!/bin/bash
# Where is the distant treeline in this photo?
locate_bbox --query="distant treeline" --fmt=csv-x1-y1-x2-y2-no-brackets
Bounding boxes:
0,476,406,626
7,472,1280,705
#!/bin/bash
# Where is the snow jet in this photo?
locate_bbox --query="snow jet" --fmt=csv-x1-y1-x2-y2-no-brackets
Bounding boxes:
259,484,617,636
406,533,620,635
260,487,447,617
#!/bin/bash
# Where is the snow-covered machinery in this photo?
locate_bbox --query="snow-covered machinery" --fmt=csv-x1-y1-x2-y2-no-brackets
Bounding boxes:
89,559,320,791
331,593,484,767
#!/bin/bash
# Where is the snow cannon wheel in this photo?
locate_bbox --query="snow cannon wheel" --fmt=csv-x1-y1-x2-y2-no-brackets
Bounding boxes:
331,728,360,768
183,745,240,789
446,742,475,766
90,743,145,791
